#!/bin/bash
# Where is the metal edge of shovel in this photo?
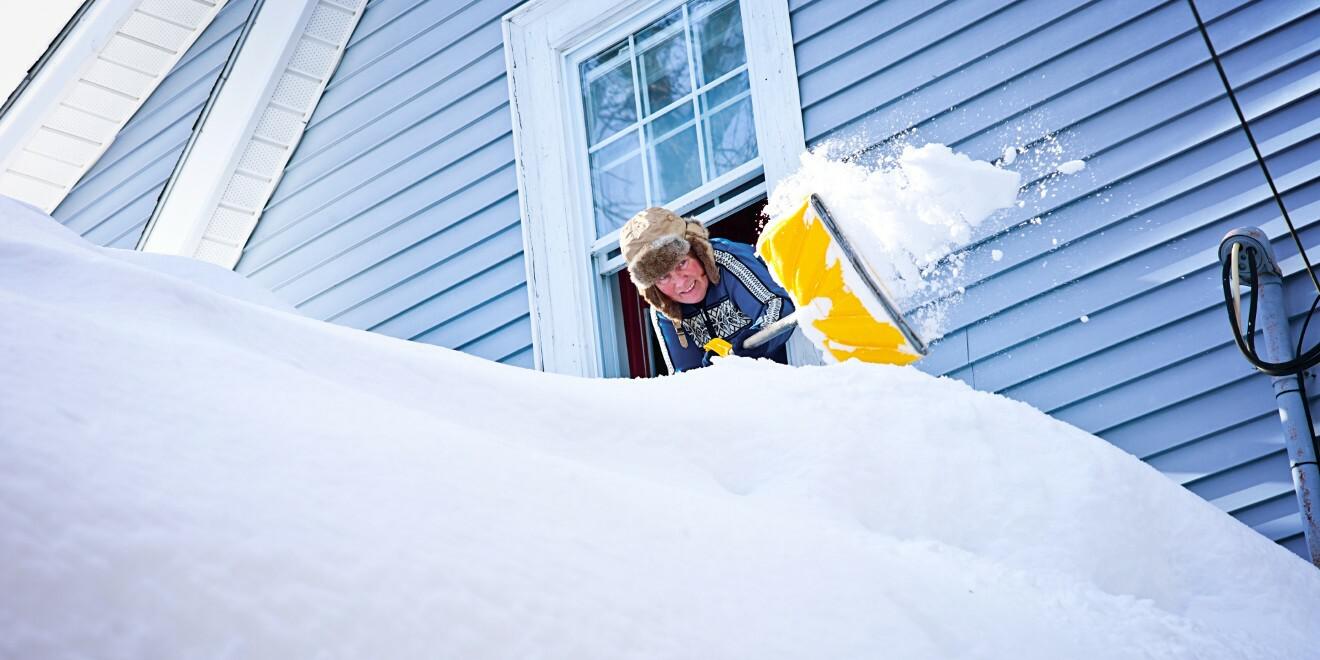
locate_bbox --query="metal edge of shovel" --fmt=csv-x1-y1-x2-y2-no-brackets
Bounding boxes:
743,193,930,356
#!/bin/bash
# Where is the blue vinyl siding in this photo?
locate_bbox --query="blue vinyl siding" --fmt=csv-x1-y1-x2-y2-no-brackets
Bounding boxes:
237,0,532,368
791,0,1319,556
51,0,256,249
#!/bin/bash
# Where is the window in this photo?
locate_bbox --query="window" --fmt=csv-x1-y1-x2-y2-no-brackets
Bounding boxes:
578,0,759,236
504,0,805,377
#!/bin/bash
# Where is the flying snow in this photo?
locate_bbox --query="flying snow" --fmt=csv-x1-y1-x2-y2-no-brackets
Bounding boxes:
1058,159,1087,174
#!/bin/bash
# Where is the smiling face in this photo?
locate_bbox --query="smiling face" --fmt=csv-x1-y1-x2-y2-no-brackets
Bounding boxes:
655,253,709,305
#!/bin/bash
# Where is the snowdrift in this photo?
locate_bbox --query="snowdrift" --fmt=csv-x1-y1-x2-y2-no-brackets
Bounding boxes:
3,197,1318,659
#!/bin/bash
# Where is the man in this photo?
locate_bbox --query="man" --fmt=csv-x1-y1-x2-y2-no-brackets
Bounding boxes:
619,207,795,374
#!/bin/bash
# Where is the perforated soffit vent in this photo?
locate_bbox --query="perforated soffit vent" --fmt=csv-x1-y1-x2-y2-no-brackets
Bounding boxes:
193,0,366,268
0,0,229,213
142,0,366,269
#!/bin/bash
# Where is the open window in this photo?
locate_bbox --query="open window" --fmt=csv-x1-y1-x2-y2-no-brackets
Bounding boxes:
504,0,805,376
613,184,768,377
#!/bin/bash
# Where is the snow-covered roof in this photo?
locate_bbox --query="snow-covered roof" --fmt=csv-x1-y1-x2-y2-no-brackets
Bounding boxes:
4,196,1319,657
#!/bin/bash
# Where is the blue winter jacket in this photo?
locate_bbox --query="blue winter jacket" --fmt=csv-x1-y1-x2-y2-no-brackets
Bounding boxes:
650,238,796,373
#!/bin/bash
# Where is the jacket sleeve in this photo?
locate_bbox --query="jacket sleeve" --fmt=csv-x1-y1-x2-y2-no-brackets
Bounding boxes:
713,244,796,359
651,308,704,374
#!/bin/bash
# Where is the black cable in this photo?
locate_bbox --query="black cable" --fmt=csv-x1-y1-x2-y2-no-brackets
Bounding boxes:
1223,253,1320,458
1221,255,1320,376
1187,0,1320,295
1296,296,1320,459
1245,249,1258,354
1298,296,1320,357
1295,365,1320,462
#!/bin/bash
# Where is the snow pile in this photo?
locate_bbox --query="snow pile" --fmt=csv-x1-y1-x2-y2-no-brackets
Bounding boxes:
4,197,1320,659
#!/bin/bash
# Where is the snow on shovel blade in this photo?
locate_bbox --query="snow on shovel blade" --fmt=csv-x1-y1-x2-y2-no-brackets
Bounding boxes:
755,193,928,365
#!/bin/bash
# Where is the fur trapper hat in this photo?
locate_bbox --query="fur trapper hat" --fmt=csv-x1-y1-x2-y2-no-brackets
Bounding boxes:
619,207,719,322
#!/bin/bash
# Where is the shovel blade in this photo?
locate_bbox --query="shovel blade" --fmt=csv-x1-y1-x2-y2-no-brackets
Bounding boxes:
756,194,928,365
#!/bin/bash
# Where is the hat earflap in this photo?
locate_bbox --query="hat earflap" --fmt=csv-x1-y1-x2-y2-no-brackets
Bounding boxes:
641,285,682,323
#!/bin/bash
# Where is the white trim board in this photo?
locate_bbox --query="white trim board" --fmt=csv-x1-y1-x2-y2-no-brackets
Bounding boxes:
0,0,227,213
139,0,366,268
503,0,806,376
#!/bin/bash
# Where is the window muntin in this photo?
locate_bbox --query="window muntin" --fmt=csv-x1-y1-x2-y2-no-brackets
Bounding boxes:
579,0,757,238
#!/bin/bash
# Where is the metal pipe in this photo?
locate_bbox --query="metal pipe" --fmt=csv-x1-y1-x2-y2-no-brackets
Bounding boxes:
1221,228,1320,565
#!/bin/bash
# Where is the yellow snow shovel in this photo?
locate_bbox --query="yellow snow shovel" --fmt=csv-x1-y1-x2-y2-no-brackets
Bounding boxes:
750,194,928,365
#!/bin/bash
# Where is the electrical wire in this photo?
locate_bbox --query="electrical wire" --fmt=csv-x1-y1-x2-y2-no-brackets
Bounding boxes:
1198,0,1320,485
1222,249,1320,458
1187,0,1320,295
1220,253,1320,377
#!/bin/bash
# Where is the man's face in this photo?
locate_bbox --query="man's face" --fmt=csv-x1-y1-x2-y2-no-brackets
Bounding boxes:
655,253,709,304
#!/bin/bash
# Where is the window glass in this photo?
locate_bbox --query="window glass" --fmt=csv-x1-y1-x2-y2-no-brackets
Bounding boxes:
637,11,690,115
692,0,745,84
581,44,637,146
578,0,756,237
646,105,701,201
588,130,646,231
700,71,756,177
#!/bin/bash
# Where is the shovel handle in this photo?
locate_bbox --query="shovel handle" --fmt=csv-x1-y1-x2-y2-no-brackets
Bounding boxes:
742,313,800,351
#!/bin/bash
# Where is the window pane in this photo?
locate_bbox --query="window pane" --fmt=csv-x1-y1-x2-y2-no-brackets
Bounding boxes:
651,99,695,138
647,123,701,203
701,70,748,112
701,75,756,177
638,16,691,116
692,0,745,85
590,131,646,235
581,43,637,146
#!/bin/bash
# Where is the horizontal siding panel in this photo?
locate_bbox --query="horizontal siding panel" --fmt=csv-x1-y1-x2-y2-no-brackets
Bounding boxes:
50,0,256,248
325,221,524,331
499,346,535,369
271,42,506,201
1146,413,1287,483
913,7,1207,163
792,0,943,74
369,254,526,339
920,36,1320,339
1233,490,1303,533
973,188,1320,397
282,185,520,315
796,0,1320,556
803,0,1106,134
243,118,512,282
240,0,529,365
418,283,529,347
250,78,511,249
455,312,535,363
1098,375,1277,460
313,1,506,119
1049,341,1261,435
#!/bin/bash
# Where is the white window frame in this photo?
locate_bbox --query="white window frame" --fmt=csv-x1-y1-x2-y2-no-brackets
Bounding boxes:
503,0,805,377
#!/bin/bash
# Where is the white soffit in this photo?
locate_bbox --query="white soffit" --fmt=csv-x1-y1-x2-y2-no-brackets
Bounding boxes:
139,0,365,268
0,0,227,213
